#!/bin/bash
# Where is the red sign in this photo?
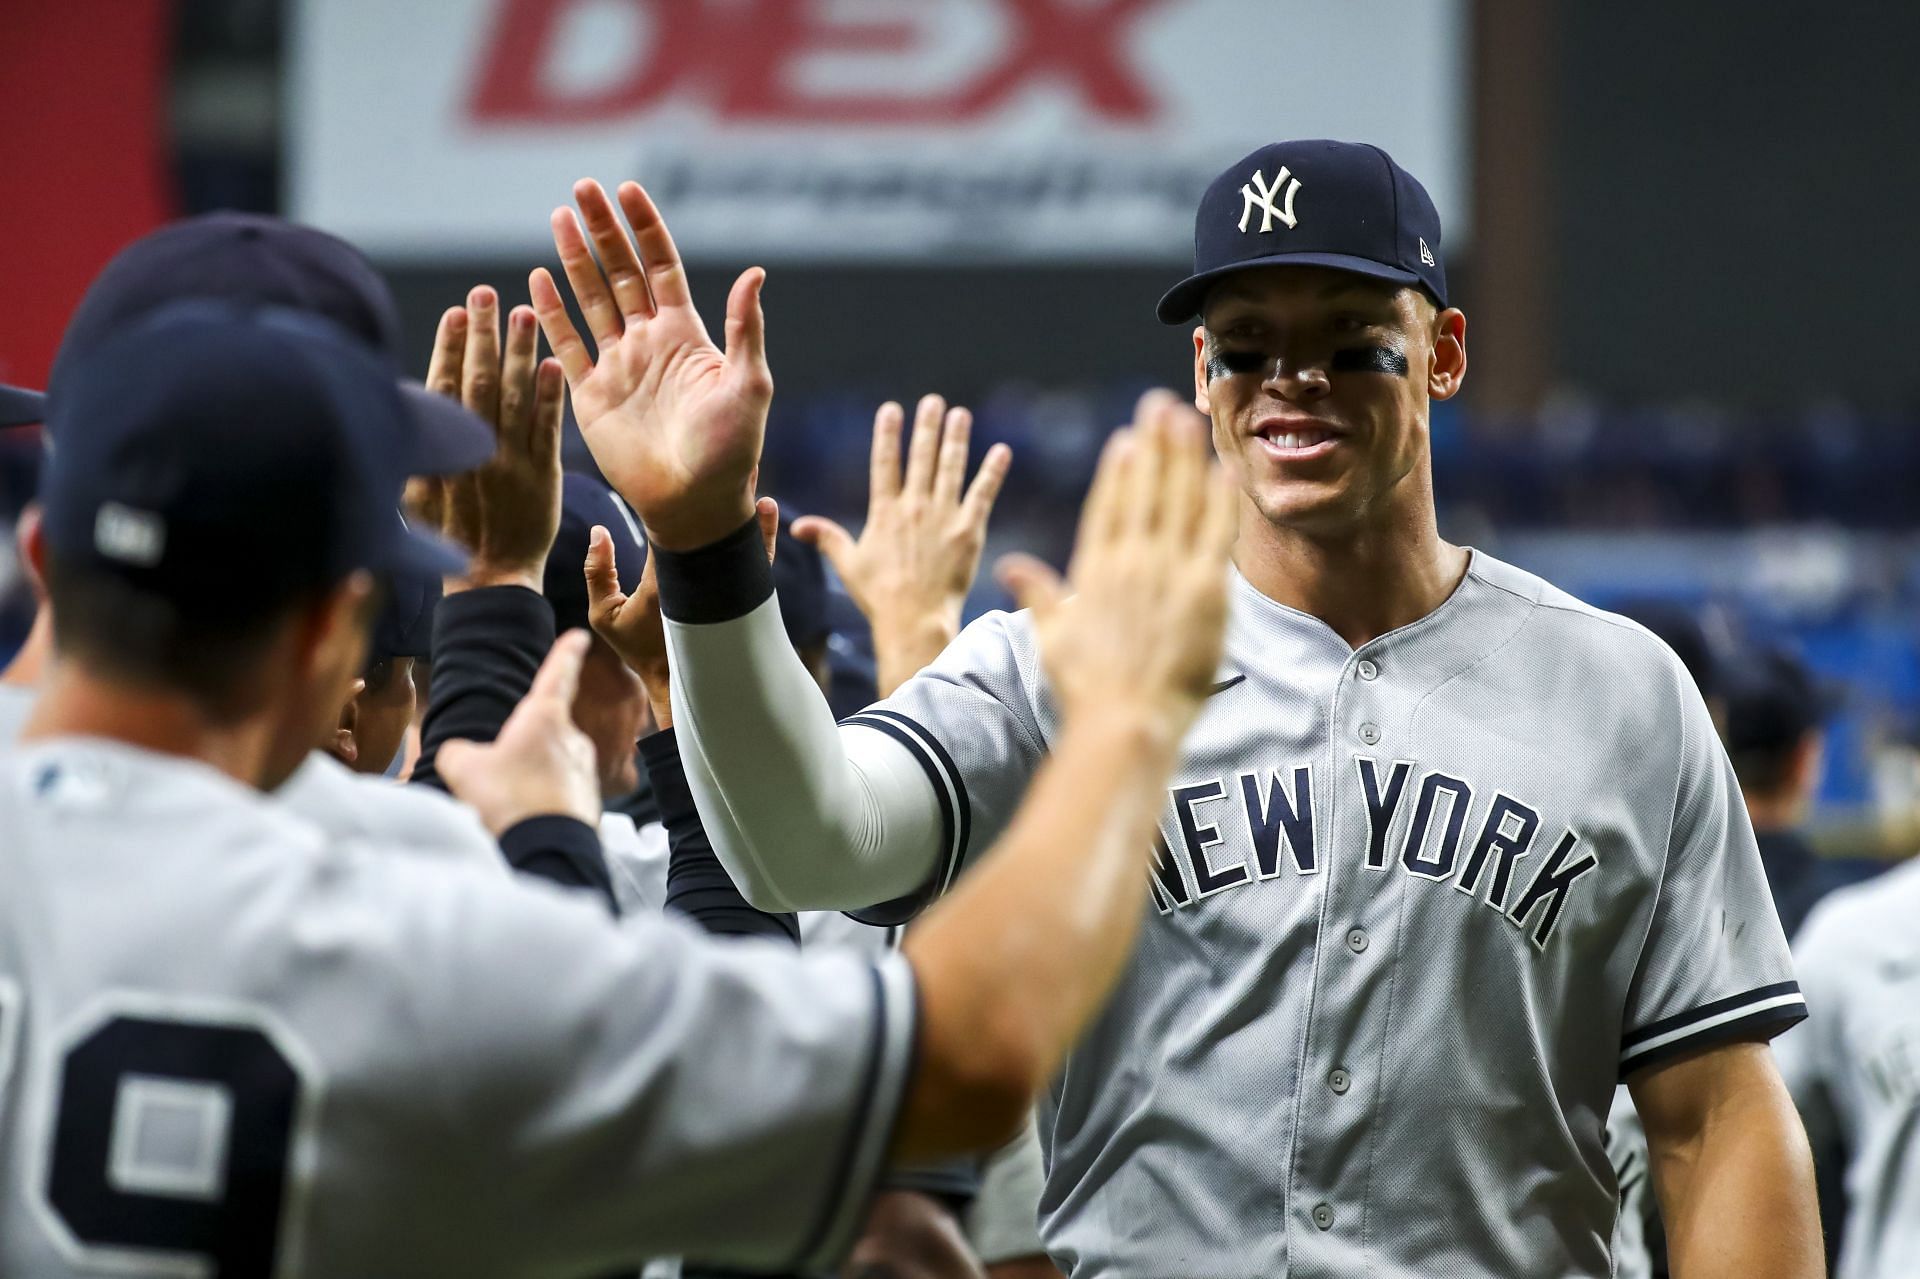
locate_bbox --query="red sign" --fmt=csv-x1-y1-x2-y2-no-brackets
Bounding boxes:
470,0,1165,125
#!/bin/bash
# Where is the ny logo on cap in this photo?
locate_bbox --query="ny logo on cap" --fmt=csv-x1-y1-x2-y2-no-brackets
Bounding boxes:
1238,167,1301,234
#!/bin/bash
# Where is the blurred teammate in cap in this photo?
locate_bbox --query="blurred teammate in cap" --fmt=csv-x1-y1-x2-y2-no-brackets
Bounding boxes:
0,215,546,869
1723,647,1881,937
327,560,438,773
537,145,1820,1277
542,469,664,901
1774,806,1920,1277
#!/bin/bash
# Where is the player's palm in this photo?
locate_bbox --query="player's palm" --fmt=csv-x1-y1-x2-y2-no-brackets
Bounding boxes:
532,179,771,550
792,395,1012,698
572,297,765,507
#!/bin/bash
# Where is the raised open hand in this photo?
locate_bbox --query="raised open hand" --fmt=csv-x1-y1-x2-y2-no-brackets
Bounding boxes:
530,179,770,552
996,390,1237,740
791,395,1011,698
416,286,567,591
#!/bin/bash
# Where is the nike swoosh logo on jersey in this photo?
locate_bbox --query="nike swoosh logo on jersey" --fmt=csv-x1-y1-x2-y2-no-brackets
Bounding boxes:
1209,674,1247,696
1880,956,1920,982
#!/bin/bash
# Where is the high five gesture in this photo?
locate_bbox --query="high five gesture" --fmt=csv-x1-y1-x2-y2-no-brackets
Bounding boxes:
529,179,770,550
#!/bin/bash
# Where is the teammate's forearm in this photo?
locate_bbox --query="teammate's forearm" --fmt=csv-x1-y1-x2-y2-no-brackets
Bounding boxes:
892,704,1180,1163
1653,1067,1822,1279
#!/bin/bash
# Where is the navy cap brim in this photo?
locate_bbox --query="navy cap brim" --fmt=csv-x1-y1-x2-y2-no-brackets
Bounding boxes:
1156,252,1429,325
386,522,469,582
0,384,46,427
400,382,497,474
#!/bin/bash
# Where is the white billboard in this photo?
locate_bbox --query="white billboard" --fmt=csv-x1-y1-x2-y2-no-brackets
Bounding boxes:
290,0,1466,262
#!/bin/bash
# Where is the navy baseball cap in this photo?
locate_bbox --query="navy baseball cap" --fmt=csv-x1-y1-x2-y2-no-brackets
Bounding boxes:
545,472,646,633
773,515,830,650
49,213,492,473
0,384,44,427
40,302,466,617
1157,140,1448,324
1723,649,1842,756
367,524,443,662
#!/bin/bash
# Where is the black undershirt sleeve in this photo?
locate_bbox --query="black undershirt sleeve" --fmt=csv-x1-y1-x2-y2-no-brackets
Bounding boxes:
410,585,552,790
645,728,800,946
410,584,616,913
497,815,615,911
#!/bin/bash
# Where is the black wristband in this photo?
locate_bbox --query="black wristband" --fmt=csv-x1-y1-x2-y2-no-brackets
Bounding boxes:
652,513,774,625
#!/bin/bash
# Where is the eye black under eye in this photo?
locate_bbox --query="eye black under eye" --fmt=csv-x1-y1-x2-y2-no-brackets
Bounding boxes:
1207,348,1268,378
1329,345,1410,376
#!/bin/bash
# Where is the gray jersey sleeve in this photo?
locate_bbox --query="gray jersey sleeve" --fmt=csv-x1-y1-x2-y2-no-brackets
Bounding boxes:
1618,669,1806,1076
403,871,919,1275
665,600,1045,916
840,609,1049,925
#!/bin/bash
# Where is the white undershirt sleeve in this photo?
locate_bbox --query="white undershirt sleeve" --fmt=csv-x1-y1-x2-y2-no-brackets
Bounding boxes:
665,595,945,912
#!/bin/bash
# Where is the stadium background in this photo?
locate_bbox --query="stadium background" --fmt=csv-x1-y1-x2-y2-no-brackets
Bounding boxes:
3,0,1919,855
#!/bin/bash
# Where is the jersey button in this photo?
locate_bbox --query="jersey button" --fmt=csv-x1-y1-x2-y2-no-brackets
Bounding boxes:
1329,1068,1351,1094
1312,1203,1336,1230
1346,927,1369,954
1356,659,1379,681
1358,722,1381,745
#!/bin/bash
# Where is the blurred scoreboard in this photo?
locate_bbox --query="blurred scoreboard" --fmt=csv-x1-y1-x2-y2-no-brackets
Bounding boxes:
290,0,1465,263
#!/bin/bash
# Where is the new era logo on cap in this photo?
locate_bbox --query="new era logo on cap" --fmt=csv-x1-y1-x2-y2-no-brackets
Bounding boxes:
94,503,166,567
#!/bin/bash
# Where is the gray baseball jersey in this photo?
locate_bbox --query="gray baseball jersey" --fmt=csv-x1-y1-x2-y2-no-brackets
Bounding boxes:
606,810,671,914
815,550,1803,1277
1774,858,1920,1279
0,683,503,871
0,737,916,1277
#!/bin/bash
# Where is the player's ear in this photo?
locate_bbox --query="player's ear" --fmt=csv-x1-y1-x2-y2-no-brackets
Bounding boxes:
17,502,47,600
332,685,364,766
1427,308,1467,401
1790,731,1825,801
1192,326,1213,415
